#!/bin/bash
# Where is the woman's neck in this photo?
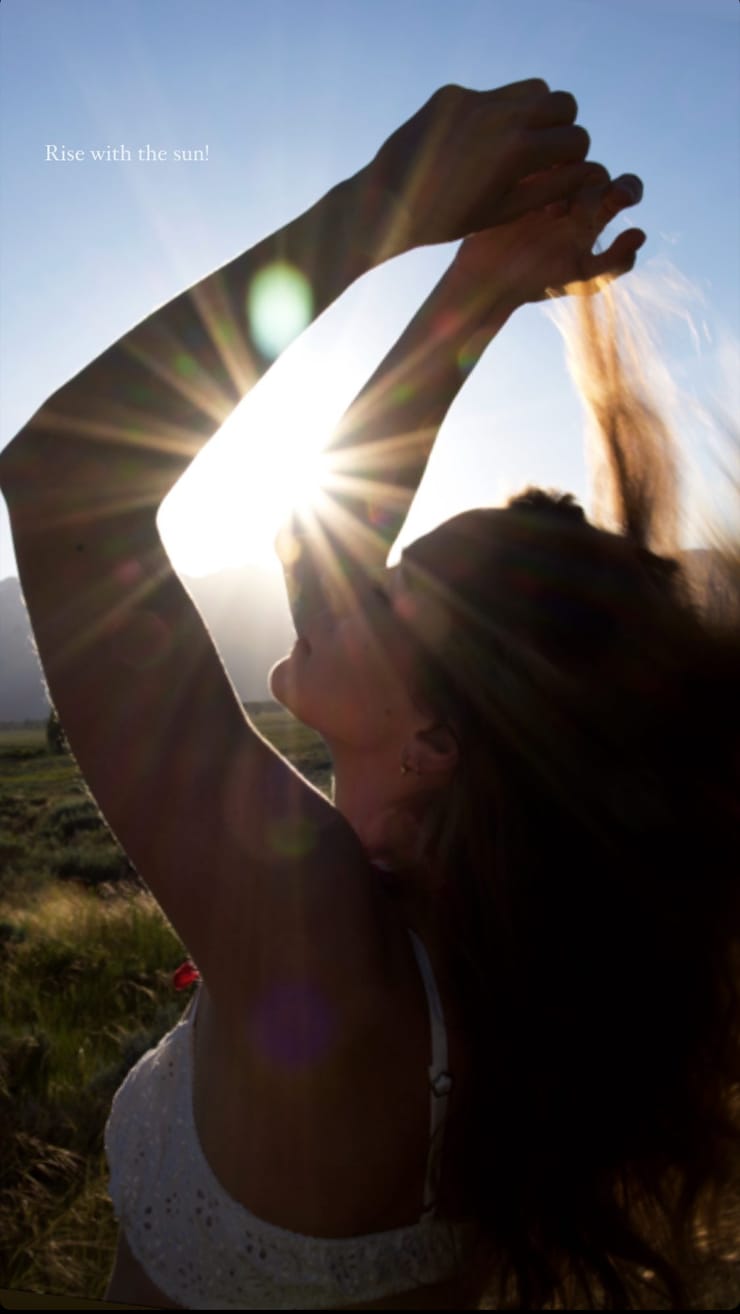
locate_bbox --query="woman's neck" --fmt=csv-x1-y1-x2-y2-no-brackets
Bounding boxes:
330,749,451,953
332,747,420,862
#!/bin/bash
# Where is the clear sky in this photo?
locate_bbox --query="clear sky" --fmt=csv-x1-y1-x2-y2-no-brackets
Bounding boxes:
1,0,738,585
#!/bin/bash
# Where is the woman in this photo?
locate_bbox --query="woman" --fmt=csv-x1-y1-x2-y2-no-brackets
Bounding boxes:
0,81,737,1309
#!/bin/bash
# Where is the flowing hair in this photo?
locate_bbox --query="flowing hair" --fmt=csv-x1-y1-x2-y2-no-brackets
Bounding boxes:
397,281,740,1308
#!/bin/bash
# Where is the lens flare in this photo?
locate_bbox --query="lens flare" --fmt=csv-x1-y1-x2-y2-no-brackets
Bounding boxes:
249,981,336,1070
247,262,313,359
267,815,318,860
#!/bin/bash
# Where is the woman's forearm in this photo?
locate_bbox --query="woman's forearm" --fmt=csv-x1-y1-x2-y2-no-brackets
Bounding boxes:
280,275,518,631
324,281,517,558
294,276,517,589
0,167,397,521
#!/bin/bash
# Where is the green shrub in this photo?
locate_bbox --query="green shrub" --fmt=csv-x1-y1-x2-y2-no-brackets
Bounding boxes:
52,847,128,887
46,708,68,756
43,799,108,843
0,833,23,864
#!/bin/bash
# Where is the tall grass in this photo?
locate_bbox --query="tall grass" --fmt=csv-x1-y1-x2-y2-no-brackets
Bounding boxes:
0,706,331,1302
0,880,186,1297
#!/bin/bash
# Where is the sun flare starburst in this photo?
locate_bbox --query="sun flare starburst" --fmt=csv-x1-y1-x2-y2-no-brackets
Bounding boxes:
157,348,339,577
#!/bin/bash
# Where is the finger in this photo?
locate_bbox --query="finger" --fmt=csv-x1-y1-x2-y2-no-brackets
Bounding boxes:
524,122,590,173
586,228,646,281
544,200,569,218
581,162,611,189
599,173,644,222
562,170,642,241
499,160,607,219
486,77,551,100
525,89,578,127
578,174,643,241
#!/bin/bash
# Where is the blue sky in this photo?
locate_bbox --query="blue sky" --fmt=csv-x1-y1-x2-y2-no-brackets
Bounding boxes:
1,0,738,584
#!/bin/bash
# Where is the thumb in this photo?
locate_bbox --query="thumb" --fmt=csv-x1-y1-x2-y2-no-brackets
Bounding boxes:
587,227,646,281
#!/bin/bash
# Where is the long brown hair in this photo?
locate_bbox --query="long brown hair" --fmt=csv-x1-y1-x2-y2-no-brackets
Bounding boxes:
399,284,740,1308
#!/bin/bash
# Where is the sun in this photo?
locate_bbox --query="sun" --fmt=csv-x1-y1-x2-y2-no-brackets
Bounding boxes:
158,345,337,578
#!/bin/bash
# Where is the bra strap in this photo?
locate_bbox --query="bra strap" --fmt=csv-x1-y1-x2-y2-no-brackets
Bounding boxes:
407,928,453,1219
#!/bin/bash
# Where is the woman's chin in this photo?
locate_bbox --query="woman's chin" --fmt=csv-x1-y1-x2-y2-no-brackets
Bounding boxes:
269,653,325,738
268,655,294,709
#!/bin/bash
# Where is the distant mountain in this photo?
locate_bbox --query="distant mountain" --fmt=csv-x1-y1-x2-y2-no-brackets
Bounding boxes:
1,548,737,723
0,576,51,721
185,563,296,701
0,564,296,722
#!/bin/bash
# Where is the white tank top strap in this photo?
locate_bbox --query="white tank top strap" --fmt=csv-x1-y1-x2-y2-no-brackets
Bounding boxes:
406,927,453,1220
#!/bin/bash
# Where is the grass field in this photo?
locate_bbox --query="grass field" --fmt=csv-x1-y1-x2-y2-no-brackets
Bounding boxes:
0,706,331,1303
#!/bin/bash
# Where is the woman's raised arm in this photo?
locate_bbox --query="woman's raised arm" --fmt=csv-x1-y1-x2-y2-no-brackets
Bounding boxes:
0,81,594,1014
281,168,646,631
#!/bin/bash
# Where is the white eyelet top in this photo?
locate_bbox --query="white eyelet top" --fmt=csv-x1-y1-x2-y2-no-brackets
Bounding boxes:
104,928,473,1309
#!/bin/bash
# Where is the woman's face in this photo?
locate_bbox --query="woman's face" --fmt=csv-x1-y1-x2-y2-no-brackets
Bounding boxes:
269,562,430,750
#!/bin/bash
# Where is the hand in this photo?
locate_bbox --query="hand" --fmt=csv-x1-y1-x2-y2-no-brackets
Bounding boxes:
448,167,646,310
364,79,596,253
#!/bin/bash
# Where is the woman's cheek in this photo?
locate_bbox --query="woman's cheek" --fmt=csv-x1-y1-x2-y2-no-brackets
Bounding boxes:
336,615,383,666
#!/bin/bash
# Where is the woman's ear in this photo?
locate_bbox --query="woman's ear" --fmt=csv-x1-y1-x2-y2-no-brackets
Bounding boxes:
410,722,459,777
